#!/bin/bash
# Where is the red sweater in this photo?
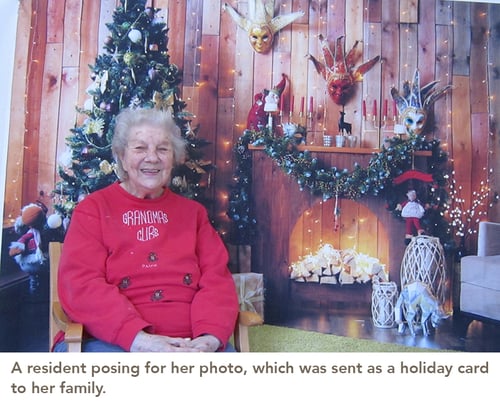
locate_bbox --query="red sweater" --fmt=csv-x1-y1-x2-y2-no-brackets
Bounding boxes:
57,183,239,351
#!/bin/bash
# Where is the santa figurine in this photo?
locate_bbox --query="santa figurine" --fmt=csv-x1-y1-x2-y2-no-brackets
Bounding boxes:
8,203,59,291
246,74,287,130
396,189,425,245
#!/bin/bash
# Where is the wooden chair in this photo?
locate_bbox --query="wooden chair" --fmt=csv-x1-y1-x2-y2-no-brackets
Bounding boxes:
49,241,263,352
49,242,84,352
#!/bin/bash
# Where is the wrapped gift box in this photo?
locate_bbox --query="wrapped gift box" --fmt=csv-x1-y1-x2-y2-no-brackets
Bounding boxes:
232,273,264,320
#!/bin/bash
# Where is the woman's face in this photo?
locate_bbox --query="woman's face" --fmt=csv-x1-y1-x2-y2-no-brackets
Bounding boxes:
120,124,174,199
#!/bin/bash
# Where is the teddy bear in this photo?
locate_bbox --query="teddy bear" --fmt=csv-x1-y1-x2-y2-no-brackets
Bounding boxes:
9,202,64,291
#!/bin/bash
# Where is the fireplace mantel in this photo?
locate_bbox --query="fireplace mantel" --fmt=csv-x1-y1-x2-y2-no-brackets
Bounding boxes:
248,144,433,155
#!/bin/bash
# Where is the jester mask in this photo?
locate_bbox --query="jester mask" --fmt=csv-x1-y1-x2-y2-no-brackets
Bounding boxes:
223,1,304,54
391,69,452,135
308,35,380,106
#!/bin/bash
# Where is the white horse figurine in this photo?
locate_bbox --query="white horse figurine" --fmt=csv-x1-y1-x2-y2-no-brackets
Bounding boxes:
395,281,448,336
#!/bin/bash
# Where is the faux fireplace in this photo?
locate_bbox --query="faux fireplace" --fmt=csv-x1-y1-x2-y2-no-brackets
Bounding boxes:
250,148,409,322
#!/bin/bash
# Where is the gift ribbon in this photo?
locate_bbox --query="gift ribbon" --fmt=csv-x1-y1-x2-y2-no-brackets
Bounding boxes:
234,274,264,313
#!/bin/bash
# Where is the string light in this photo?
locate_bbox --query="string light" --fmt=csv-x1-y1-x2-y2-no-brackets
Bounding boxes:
443,168,498,241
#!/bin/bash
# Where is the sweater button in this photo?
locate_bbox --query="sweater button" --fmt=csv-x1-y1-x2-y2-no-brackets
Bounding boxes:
118,277,131,289
183,273,193,285
151,289,163,301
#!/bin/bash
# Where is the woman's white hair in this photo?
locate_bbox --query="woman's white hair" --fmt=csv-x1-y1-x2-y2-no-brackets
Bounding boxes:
111,108,187,180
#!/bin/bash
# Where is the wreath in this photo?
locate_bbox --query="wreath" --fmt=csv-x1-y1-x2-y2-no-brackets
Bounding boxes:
227,127,452,246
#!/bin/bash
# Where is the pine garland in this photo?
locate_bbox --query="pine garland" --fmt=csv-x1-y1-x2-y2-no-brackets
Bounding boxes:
228,127,452,246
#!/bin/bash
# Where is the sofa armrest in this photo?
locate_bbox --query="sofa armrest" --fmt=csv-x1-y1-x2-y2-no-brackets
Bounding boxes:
478,221,500,256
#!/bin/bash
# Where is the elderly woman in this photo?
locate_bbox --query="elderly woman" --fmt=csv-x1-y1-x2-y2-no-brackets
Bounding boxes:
54,107,239,352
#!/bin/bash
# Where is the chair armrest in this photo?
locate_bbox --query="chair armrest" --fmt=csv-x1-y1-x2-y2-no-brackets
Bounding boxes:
233,311,263,352
52,302,83,352
478,222,500,256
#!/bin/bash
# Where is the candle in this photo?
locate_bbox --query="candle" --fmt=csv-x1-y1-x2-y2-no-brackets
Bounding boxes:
362,100,367,118
383,99,388,118
290,95,294,114
300,96,305,115
280,92,285,113
309,96,314,113
392,100,398,117
372,99,377,117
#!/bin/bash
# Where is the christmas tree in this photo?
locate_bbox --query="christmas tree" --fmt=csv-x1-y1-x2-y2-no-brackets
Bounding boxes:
54,0,213,220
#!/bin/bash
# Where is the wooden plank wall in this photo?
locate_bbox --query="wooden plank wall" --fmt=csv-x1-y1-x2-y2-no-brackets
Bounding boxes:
4,0,500,252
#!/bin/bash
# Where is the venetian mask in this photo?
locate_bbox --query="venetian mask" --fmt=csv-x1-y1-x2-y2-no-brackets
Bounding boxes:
401,107,427,135
391,69,452,136
223,1,304,54
309,35,380,106
327,73,355,106
248,24,273,54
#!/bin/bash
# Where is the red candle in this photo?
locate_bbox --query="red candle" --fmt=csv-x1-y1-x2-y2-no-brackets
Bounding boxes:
309,96,314,113
383,99,388,117
290,95,294,114
392,99,398,117
300,96,305,114
372,99,377,117
362,100,367,118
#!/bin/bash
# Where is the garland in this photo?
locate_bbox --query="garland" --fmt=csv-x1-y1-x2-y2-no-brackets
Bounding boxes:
227,127,452,246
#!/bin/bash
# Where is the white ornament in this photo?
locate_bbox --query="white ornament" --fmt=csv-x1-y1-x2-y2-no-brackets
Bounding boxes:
128,29,142,44
83,98,94,112
47,213,63,229
58,148,73,168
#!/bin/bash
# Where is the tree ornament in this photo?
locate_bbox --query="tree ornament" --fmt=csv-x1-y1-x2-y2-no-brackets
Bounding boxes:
128,28,142,44
84,118,105,137
83,98,94,112
47,213,63,229
104,36,113,47
153,90,174,110
145,7,154,18
99,70,109,94
99,159,114,175
123,51,136,67
148,66,158,80
223,0,304,54
308,35,380,106
391,69,453,135
58,148,73,168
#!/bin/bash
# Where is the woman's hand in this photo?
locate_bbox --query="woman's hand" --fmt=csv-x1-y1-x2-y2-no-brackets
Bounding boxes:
130,331,199,352
188,335,222,352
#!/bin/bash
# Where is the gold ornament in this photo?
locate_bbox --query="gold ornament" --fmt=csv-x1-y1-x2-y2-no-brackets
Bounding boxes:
123,51,135,67
153,91,174,110
99,160,114,175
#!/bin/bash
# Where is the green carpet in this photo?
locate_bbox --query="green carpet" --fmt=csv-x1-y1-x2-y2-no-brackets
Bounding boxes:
247,324,441,352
